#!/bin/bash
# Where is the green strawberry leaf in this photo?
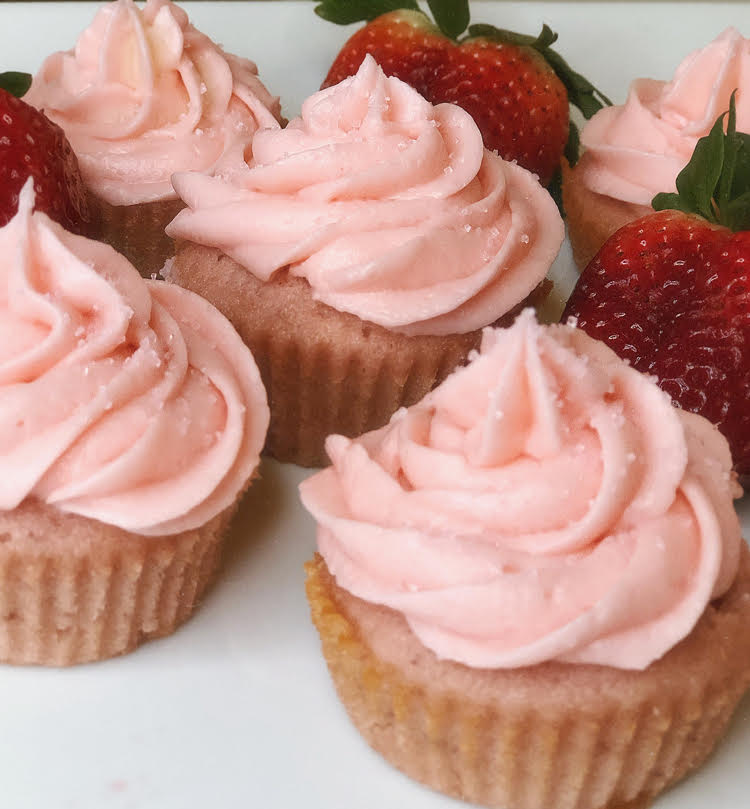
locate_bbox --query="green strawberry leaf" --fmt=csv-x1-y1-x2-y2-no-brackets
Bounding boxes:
651,192,702,217
564,120,581,166
674,111,725,221
722,93,750,219
532,23,558,51
467,23,557,51
427,0,469,39
543,51,611,119
0,71,31,98
652,92,750,231
465,23,611,119
547,169,564,216
729,134,750,210
724,190,750,232
718,90,739,211
315,0,418,25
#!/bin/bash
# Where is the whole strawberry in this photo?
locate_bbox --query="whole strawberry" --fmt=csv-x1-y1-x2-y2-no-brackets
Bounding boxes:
0,72,89,234
317,0,609,187
563,95,750,474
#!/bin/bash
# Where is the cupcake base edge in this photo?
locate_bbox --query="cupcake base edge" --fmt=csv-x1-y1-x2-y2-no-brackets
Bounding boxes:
305,550,750,809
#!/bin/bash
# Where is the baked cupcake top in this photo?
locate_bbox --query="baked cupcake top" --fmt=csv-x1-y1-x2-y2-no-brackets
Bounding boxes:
578,28,750,206
167,55,564,337
24,0,282,206
300,311,742,670
0,180,269,536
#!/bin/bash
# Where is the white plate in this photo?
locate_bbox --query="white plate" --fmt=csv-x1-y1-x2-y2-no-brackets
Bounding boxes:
2,3,750,808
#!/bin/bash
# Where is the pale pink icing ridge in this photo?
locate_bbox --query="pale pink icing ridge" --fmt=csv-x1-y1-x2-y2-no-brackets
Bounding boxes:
25,0,282,206
580,28,750,206
0,180,269,536
167,55,564,337
300,311,742,670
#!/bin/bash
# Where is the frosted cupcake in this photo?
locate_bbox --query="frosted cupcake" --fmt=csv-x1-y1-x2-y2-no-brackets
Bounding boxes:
301,310,750,809
24,0,283,277
0,181,269,665
165,55,564,466
564,28,750,269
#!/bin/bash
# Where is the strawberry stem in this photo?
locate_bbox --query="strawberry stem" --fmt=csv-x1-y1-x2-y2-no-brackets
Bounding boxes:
653,92,750,232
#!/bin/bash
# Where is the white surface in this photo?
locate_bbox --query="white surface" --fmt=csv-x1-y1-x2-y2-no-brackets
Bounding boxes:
2,3,750,809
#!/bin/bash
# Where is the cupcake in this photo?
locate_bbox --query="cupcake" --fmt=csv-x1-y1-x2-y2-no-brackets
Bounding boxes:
165,55,564,467
0,180,269,665
24,0,283,277
564,28,750,270
300,310,750,809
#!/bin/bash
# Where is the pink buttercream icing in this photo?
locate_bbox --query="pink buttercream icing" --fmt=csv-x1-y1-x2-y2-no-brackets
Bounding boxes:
580,28,750,206
0,180,269,536
300,311,742,670
167,55,564,337
25,0,282,206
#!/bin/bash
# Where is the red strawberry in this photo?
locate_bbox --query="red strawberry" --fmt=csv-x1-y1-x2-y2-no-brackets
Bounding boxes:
563,94,750,474
317,0,609,187
0,72,89,234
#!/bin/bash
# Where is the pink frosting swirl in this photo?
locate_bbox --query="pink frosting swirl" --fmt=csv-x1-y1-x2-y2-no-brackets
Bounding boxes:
579,28,750,205
167,55,564,337
300,311,742,670
0,180,269,536
25,0,282,206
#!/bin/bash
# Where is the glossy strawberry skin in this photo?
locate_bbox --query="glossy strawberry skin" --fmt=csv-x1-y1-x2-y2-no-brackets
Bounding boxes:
322,10,569,185
323,11,448,93
0,88,89,234
563,210,750,474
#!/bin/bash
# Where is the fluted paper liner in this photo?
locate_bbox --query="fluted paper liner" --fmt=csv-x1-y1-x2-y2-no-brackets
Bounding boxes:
88,192,184,279
168,243,551,467
0,500,235,666
305,552,750,809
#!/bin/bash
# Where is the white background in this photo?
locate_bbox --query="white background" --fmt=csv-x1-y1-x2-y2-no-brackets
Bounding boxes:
2,3,750,809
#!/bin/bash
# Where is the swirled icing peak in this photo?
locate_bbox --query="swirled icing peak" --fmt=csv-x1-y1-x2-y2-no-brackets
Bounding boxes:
167,55,564,336
580,28,750,205
25,0,283,205
300,311,742,670
0,179,269,536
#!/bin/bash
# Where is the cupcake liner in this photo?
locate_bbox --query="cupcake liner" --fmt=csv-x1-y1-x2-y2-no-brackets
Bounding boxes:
561,159,650,272
305,553,750,809
168,243,553,467
252,318,476,467
88,192,184,278
0,500,234,666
